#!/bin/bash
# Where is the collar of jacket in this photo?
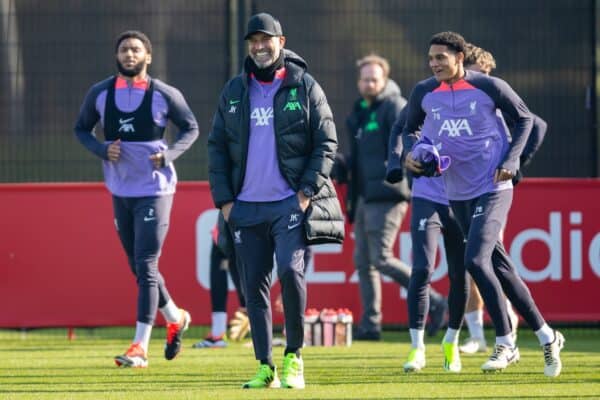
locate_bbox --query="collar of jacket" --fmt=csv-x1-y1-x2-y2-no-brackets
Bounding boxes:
242,52,304,89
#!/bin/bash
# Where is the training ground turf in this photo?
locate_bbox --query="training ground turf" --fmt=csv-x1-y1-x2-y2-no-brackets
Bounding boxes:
1,326,598,399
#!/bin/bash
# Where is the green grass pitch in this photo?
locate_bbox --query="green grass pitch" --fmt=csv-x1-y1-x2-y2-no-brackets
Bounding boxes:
1,326,598,399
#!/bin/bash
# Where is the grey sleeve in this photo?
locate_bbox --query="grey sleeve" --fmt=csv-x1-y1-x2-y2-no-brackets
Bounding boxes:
74,85,108,160
159,85,200,165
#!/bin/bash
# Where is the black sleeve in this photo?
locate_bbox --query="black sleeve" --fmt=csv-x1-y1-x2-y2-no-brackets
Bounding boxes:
485,76,533,173
401,83,428,157
520,113,547,168
207,83,236,208
386,107,407,183
156,83,200,165
74,84,108,160
301,75,338,192
384,96,407,155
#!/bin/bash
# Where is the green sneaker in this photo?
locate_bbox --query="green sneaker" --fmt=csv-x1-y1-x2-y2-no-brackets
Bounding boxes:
442,341,462,373
281,353,305,389
403,347,426,372
242,364,281,389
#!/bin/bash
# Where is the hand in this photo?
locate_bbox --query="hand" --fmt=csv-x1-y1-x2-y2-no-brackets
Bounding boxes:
404,152,424,174
297,191,311,212
494,168,514,183
274,293,284,314
221,202,234,222
107,139,121,161
386,168,404,184
149,152,165,169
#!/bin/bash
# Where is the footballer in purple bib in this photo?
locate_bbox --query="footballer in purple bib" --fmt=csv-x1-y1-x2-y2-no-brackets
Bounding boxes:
75,30,198,368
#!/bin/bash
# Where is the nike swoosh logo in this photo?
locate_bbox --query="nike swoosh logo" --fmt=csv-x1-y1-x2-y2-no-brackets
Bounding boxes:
119,117,134,124
229,99,240,105
432,107,442,112
287,222,302,230
472,213,484,218
144,216,156,222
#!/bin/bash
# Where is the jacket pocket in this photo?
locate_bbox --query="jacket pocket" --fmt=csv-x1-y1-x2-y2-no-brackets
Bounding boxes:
279,119,306,135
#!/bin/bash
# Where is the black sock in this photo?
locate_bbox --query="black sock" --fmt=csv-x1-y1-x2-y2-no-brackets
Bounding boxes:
260,359,275,369
284,347,301,358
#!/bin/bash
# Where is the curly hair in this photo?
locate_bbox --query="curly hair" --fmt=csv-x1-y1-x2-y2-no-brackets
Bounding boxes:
464,43,496,73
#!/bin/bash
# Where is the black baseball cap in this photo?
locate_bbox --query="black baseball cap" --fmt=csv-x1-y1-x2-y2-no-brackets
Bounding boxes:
244,13,283,40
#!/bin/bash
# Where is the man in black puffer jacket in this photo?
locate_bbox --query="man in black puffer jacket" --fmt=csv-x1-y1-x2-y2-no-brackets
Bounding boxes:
344,54,447,341
207,13,343,390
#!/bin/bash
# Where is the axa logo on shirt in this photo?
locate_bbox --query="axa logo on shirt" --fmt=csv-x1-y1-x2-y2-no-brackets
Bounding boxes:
118,117,135,133
251,107,274,126
437,119,473,137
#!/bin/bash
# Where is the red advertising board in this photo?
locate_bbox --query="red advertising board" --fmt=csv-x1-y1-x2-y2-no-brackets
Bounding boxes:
0,179,599,327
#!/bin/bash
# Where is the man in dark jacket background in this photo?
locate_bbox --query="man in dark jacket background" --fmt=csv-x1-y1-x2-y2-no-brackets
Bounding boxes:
207,12,344,390
344,54,447,340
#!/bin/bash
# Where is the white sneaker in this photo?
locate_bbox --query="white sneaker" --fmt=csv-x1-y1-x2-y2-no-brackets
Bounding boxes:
114,343,148,368
192,334,227,349
543,331,565,377
403,347,426,373
481,344,520,372
459,336,487,354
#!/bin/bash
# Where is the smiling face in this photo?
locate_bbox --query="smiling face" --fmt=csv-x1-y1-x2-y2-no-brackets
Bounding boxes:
428,44,464,84
116,38,151,79
247,32,285,68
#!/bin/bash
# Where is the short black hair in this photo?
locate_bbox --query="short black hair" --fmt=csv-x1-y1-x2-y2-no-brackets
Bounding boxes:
429,31,467,54
115,30,152,54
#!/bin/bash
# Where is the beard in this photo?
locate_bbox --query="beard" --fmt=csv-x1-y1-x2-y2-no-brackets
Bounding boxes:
249,50,277,69
116,59,146,77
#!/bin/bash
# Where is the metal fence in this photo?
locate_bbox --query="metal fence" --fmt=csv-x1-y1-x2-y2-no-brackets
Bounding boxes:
0,0,596,182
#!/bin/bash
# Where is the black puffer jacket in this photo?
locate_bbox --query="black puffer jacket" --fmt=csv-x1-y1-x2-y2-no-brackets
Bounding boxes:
345,79,411,221
207,50,344,244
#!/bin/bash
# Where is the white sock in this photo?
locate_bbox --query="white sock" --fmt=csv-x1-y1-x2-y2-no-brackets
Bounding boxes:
133,321,153,352
496,334,515,348
534,324,554,345
211,312,227,338
409,328,425,349
464,310,485,339
160,300,181,324
443,328,459,344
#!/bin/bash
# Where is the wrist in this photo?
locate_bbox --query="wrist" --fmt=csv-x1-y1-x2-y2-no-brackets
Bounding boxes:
301,185,315,198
